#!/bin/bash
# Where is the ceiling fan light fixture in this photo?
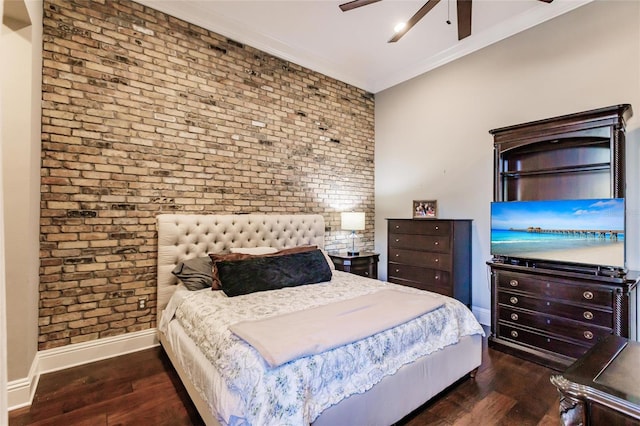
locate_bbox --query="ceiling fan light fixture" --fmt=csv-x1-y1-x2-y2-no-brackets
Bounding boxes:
340,0,554,44
393,22,406,33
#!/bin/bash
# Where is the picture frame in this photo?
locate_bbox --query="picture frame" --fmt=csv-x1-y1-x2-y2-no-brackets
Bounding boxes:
413,200,437,219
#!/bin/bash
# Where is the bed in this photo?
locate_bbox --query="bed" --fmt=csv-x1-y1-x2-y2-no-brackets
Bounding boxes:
157,213,484,426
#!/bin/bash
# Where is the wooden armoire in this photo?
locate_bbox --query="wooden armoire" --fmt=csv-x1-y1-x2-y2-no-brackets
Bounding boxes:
487,104,638,371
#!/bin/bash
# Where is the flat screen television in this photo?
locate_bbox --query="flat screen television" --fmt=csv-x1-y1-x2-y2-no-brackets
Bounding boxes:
491,198,625,271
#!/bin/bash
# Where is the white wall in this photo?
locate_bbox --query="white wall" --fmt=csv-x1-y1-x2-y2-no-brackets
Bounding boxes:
375,0,640,324
0,0,6,419
2,0,42,396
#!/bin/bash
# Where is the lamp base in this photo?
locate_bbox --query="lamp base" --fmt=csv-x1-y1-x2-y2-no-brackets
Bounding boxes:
347,251,360,256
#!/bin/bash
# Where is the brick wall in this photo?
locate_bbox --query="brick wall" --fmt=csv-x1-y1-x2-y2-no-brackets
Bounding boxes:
40,0,375,349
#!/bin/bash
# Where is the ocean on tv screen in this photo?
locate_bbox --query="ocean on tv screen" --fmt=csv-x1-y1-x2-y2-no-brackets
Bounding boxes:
490,198,625,268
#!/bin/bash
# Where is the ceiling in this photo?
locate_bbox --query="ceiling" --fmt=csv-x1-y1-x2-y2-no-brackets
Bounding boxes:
138,0,592,93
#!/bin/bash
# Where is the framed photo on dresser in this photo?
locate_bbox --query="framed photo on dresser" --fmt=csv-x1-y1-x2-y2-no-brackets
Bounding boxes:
413,200,437,219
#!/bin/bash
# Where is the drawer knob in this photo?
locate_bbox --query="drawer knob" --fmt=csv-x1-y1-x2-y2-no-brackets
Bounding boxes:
395,225,400,229
510,330,519,338
435,226,439,230
509,296,518,305
584,331,594,340
434,274,440,280
434,258,439,263
395,254,399,257
395,238,399,242
583,291,594,300
395,269,400,273
509,279,518,287
510,313,519,321
583,311,594,320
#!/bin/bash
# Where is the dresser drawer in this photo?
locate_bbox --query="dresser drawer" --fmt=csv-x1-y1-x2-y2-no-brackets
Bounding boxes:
498,323,591,359
388,263,453,296
496,271,613,306
348,264,375,278
388,277,453,297
388,263,450,287
497,291,612,328
388,220,450,236
388,234,450,253
499,306,612,344
389,248,452,270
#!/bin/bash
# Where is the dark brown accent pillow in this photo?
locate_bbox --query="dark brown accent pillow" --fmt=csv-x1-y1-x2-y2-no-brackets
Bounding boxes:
209,252,252,290
270,245,318,256
208,245,318,290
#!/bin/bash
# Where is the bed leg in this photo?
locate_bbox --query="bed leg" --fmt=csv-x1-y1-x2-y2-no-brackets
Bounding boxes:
469,367,479,379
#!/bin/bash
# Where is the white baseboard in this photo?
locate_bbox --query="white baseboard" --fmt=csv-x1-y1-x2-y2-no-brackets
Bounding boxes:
7,356,39,411
37,328,159,374
472,306,491,327
8,328,159,411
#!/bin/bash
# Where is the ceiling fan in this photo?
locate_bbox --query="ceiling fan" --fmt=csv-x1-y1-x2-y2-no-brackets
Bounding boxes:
339,0,554,43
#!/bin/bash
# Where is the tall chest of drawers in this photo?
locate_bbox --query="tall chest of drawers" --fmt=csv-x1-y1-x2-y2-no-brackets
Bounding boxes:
387,219,472,306
488,262,638,371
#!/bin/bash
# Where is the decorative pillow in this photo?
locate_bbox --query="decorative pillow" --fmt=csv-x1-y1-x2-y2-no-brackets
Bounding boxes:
171,256,214,291
209,252,251,290
230,247,278,255
209,245,320,290
274,245,318,255
216,249,332,297
320,248,335,271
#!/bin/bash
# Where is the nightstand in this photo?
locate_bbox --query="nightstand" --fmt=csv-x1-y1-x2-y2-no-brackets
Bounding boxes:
329,252,379,279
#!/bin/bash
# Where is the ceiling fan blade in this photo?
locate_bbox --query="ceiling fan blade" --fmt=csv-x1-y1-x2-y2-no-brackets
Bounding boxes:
457,0,472,40
339,0,382,12
388,0,441,43
537,0,554,2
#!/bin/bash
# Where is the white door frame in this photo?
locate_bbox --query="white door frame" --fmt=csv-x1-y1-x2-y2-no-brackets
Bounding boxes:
0,0,9,421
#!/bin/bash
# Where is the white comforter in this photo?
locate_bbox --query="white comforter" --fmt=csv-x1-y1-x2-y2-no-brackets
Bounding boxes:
160,271,484,426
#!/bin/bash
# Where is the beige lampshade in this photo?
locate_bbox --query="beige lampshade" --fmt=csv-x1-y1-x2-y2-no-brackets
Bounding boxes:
341,212,365,231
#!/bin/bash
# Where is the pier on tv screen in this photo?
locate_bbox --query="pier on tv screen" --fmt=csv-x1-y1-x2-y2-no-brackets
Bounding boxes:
491,198,625,269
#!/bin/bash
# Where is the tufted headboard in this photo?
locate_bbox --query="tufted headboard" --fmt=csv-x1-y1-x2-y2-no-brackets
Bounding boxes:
156,214,326,311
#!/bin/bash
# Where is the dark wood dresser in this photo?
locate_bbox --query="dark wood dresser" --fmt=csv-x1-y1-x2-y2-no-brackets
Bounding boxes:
489,262,638,371
551,335,640,425
387,219,472,306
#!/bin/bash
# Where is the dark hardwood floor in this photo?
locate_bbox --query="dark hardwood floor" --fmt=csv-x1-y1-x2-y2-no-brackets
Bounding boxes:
9,327,562,425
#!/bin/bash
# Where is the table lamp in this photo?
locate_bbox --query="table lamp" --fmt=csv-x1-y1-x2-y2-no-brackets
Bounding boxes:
341,211,365,256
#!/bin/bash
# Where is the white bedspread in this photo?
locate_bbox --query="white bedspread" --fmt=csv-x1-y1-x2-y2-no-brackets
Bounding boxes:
159,271,484,426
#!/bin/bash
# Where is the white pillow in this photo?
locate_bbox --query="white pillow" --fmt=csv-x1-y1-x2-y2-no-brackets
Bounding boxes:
230,247,278,255
320,248,336,271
